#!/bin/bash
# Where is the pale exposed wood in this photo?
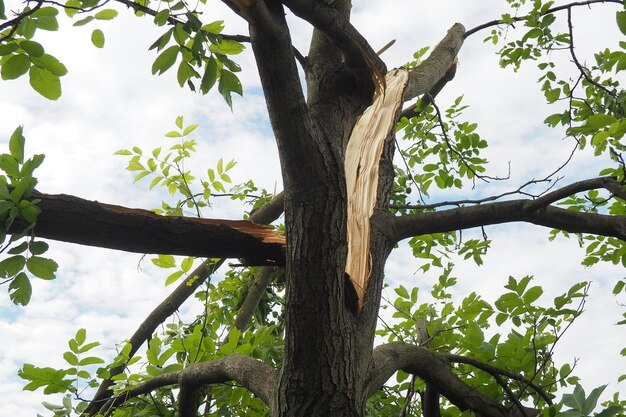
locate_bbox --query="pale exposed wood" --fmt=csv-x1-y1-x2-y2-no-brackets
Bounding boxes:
345,68,409,310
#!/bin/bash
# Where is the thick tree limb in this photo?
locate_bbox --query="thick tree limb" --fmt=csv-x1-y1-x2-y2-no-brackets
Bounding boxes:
100,354,276,416
402,23,465,102
388,178,626,244
85,192,284,416
178,354,277,417
368,343,537,417
282,0,387,91
244,1,324,193
18,190,285,264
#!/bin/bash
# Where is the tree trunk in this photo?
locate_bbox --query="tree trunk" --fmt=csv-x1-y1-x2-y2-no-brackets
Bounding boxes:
265,5,396,412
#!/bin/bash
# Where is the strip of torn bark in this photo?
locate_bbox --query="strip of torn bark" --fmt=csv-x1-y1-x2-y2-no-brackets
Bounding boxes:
345,68,409,310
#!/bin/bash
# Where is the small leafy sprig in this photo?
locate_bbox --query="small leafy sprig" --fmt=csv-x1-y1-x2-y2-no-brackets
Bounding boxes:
115,116,236,217
0,126,58,305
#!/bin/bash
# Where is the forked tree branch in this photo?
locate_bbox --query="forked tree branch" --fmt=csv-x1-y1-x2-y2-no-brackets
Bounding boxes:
368,343,538,417
282,0,387,90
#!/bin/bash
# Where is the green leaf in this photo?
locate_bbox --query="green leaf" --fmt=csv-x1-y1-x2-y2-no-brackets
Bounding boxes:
218,69,242,109
29,241,49,256
78,356,104,366
394,285,409,299
77,341,100,353
26,256,58,280
522,286,543,305
200,57,218,94
0,0,5,19
183,124,198,136
165,270,183,285
95,9,118,20
9,272,31,305
0,255,26,277
73,15,94,26
19,364,72,394
1,54,31,80
63,351,78,366
152,254,176,268
29,66,61,100
209,39,245,55
20,40,45,57
64,0,81,17
176,60,195,87
181,256,194,272
9,126,25,164
582,385,606,415
154,9,169,26
75,327,86,345
152,45,179,75
30,53,67,76
617,11,626,36
202,20,224,34
0,42,18,56
35,15,59,31
91,29,105,48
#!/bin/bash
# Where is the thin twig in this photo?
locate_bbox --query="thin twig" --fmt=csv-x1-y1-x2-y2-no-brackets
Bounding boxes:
465,0,622,38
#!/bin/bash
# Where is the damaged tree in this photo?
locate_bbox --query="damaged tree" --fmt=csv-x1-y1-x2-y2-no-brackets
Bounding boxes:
1,1,625,417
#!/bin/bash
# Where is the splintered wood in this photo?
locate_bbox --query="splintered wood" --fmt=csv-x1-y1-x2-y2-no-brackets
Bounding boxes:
345,68,409,311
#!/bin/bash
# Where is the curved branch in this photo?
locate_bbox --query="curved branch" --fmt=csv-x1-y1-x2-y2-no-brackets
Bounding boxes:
18,190,285,264
464,0,622,38
101,354,277,416
368,342,536,417
388,177,626,244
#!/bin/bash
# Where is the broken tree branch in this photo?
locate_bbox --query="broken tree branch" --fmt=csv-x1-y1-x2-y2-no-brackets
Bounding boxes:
402,23,465,102
16,190,285,264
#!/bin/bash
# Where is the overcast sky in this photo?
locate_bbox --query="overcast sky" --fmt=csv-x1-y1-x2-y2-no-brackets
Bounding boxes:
0,0,625,415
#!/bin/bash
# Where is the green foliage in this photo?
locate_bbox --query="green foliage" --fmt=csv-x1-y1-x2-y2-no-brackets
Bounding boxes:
0,127,57,305
556,384,621,417
376,268,597,415
115,116,239,217
395,95,489,207
147,16,245,107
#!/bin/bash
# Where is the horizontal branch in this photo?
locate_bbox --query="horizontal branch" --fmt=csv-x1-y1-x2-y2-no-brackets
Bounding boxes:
101,354,276,415
19,191,285,264
368,342,536,417
388,177,626,243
